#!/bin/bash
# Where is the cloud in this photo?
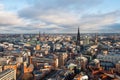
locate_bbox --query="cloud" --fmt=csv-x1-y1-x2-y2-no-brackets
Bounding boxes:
17,0,120,33
0,10,25,26
103,23,120,33
0,0,120,33
19,0,102,19
80,10,120,30
0,4,29,33
0,4,4,10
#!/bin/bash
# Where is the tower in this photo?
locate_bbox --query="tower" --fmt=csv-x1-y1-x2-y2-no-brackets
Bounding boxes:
84,36,90,45
77,27,80,45
35,31,41,50
76,27,81,53
95,33,98,45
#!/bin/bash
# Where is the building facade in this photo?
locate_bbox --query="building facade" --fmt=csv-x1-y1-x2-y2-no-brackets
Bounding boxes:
97,54,120,64
0,69,16,80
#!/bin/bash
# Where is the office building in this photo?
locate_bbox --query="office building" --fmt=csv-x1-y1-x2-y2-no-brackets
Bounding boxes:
97,54,120,64
115,61,120,73
0,69,16,80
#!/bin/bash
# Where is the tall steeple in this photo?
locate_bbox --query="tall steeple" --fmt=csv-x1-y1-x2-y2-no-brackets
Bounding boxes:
76,27,81,53
76,27,80,46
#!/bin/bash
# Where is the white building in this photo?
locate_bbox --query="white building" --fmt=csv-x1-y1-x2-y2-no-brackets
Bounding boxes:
16,57,23,63
83,36,90,45
0,66,2,72
80,75,88,80
0,69,16,80
55,44,62,50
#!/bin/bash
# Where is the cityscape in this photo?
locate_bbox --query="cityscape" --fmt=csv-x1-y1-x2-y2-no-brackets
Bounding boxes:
0,0,120,80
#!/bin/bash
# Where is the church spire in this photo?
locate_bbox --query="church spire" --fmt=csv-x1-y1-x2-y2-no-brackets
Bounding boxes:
76,27,81,53
77,27,80,46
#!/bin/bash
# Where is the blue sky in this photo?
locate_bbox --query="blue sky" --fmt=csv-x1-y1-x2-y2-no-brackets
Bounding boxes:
0,0,120,33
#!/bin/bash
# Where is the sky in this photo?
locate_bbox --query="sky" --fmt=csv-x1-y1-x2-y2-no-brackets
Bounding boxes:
0,0,120,33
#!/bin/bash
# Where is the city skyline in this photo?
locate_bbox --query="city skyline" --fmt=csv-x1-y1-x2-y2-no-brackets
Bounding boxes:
0,0,120,33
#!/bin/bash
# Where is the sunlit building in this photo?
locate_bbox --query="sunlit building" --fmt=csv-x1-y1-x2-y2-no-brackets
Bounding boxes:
0,69,16,80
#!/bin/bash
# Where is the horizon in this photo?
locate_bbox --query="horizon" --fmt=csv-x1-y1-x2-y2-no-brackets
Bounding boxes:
0,32,120,35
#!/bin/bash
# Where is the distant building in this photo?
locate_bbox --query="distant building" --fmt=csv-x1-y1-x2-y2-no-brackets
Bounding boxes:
115,61,120,73
31,54,57,69
100,61,115,70
0,69,16,80
23,56,34,73
33,70,43,80
97,54,120,64
76,56,88,70
83,36,90,46
57,52,68,68
74,73,88,80
4,64,17,71
16,57,23,63
0,66,2,72
23,62,34,73
36,44,41,50
0,46,4,52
